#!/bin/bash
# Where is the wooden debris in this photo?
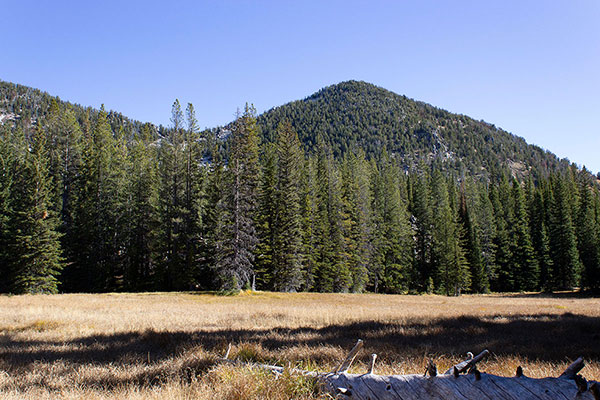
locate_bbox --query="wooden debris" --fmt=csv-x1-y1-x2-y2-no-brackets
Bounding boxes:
335,339,363,373
368,353,377,375
560,356,584,379
218,341,599,400
424,359,437,377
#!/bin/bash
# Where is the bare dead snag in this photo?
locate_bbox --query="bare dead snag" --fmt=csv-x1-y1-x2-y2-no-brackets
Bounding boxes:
559,356,584,379
444,349,489,375
424,359,437,377
368,353,377,374
334,339,363,373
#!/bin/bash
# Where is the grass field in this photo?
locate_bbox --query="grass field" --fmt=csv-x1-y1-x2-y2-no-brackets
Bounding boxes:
1,291,599,399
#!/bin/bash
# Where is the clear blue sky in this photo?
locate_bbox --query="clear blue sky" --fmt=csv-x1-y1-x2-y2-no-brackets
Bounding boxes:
2,1,599,172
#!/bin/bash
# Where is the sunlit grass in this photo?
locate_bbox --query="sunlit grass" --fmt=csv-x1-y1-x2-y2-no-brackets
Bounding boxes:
0,291,599,398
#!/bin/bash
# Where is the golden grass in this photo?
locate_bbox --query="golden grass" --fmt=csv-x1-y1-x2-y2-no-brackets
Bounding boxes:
0,291,599,398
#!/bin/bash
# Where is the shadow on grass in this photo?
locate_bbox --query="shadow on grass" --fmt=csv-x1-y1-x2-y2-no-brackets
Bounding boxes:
1,312,599,390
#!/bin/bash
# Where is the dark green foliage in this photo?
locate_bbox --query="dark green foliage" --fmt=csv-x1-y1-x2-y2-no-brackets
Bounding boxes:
271,121,304,291
575,174,600,290
430,171,470,295
548,175,582,289
529,187,553,291
1,79,599,295
458,184,485,293
370,153,413,293
6,128,63,293
255,144,278,288
509,179,539,290
214,105,260,290
257,81,569,179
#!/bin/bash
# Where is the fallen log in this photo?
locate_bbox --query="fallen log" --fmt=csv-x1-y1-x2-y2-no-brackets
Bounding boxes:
220,340,600,399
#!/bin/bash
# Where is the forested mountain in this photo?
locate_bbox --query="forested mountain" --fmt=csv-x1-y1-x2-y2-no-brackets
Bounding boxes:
1,79,599,295
258,80,574,180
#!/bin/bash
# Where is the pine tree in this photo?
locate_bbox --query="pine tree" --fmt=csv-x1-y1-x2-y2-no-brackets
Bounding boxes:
409,169,433,292
313,138,351,292
199,141,226,289
255,143,278,289
69,105,118,291
215,105,260,290
124,125,159,290
157,100,187,290
371,152,413,293
340,150,372,292
182,103,205,287
490,177,512,291
431,171,470,295
474,181,494,293
458,184,485,293
548,174,582,289
7,128,64,294
299,156,318,290
271,121,304,291
508,179,539,290
0,126,15,293
575,175,600,290
529,186,553,291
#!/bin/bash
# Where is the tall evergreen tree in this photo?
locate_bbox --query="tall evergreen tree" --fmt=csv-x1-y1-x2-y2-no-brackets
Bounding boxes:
490,176,512,291
431,171,470,295
214,104,260,290
530,186,553,291
157,100,187,290
508,179,539,290
255,143,278,288
371,152,413,293
409,169,433,291
575,176,600,290
271,121,304,291
7,128,64,293
0,126,15,293
68,105,119,291
458,184,485,293
299,156,318,290
340,150,372,292
548,174,582,289
124,125,159,290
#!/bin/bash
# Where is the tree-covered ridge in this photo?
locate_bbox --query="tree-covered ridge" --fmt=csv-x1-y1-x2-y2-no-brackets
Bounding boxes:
1,79,599,295
0,79,154,141
258,80,572,179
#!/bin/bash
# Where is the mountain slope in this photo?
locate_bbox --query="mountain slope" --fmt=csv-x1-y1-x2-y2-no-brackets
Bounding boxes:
257,80,568,179
0,79,574,180
0,79,151,139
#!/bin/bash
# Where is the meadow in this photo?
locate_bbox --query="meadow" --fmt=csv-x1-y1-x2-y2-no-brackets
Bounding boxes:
1,291,599,399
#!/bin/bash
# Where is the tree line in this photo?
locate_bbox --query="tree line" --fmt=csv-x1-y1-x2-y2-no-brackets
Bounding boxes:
1,99,599,295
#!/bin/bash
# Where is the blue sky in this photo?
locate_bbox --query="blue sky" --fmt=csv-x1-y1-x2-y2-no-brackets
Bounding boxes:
2,1,599,172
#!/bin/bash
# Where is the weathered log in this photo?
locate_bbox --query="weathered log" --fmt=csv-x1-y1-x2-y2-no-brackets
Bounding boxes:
219,342,599,399
324,371,599,399
444,349,489,375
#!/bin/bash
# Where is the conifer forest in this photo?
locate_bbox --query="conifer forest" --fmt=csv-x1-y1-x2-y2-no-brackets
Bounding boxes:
1,80,599,295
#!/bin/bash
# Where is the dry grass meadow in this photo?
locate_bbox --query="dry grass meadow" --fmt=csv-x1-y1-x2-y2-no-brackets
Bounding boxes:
1,291,599,399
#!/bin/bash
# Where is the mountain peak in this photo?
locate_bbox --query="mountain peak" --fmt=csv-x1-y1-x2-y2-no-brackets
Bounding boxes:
257,81,566,179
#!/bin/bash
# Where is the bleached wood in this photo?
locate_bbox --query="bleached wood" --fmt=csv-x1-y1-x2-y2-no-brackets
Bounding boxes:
559,356,584,379
368,353,377,374
219,341,598,399
335,339,363,373
324,372,599,399
444,349,489,375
